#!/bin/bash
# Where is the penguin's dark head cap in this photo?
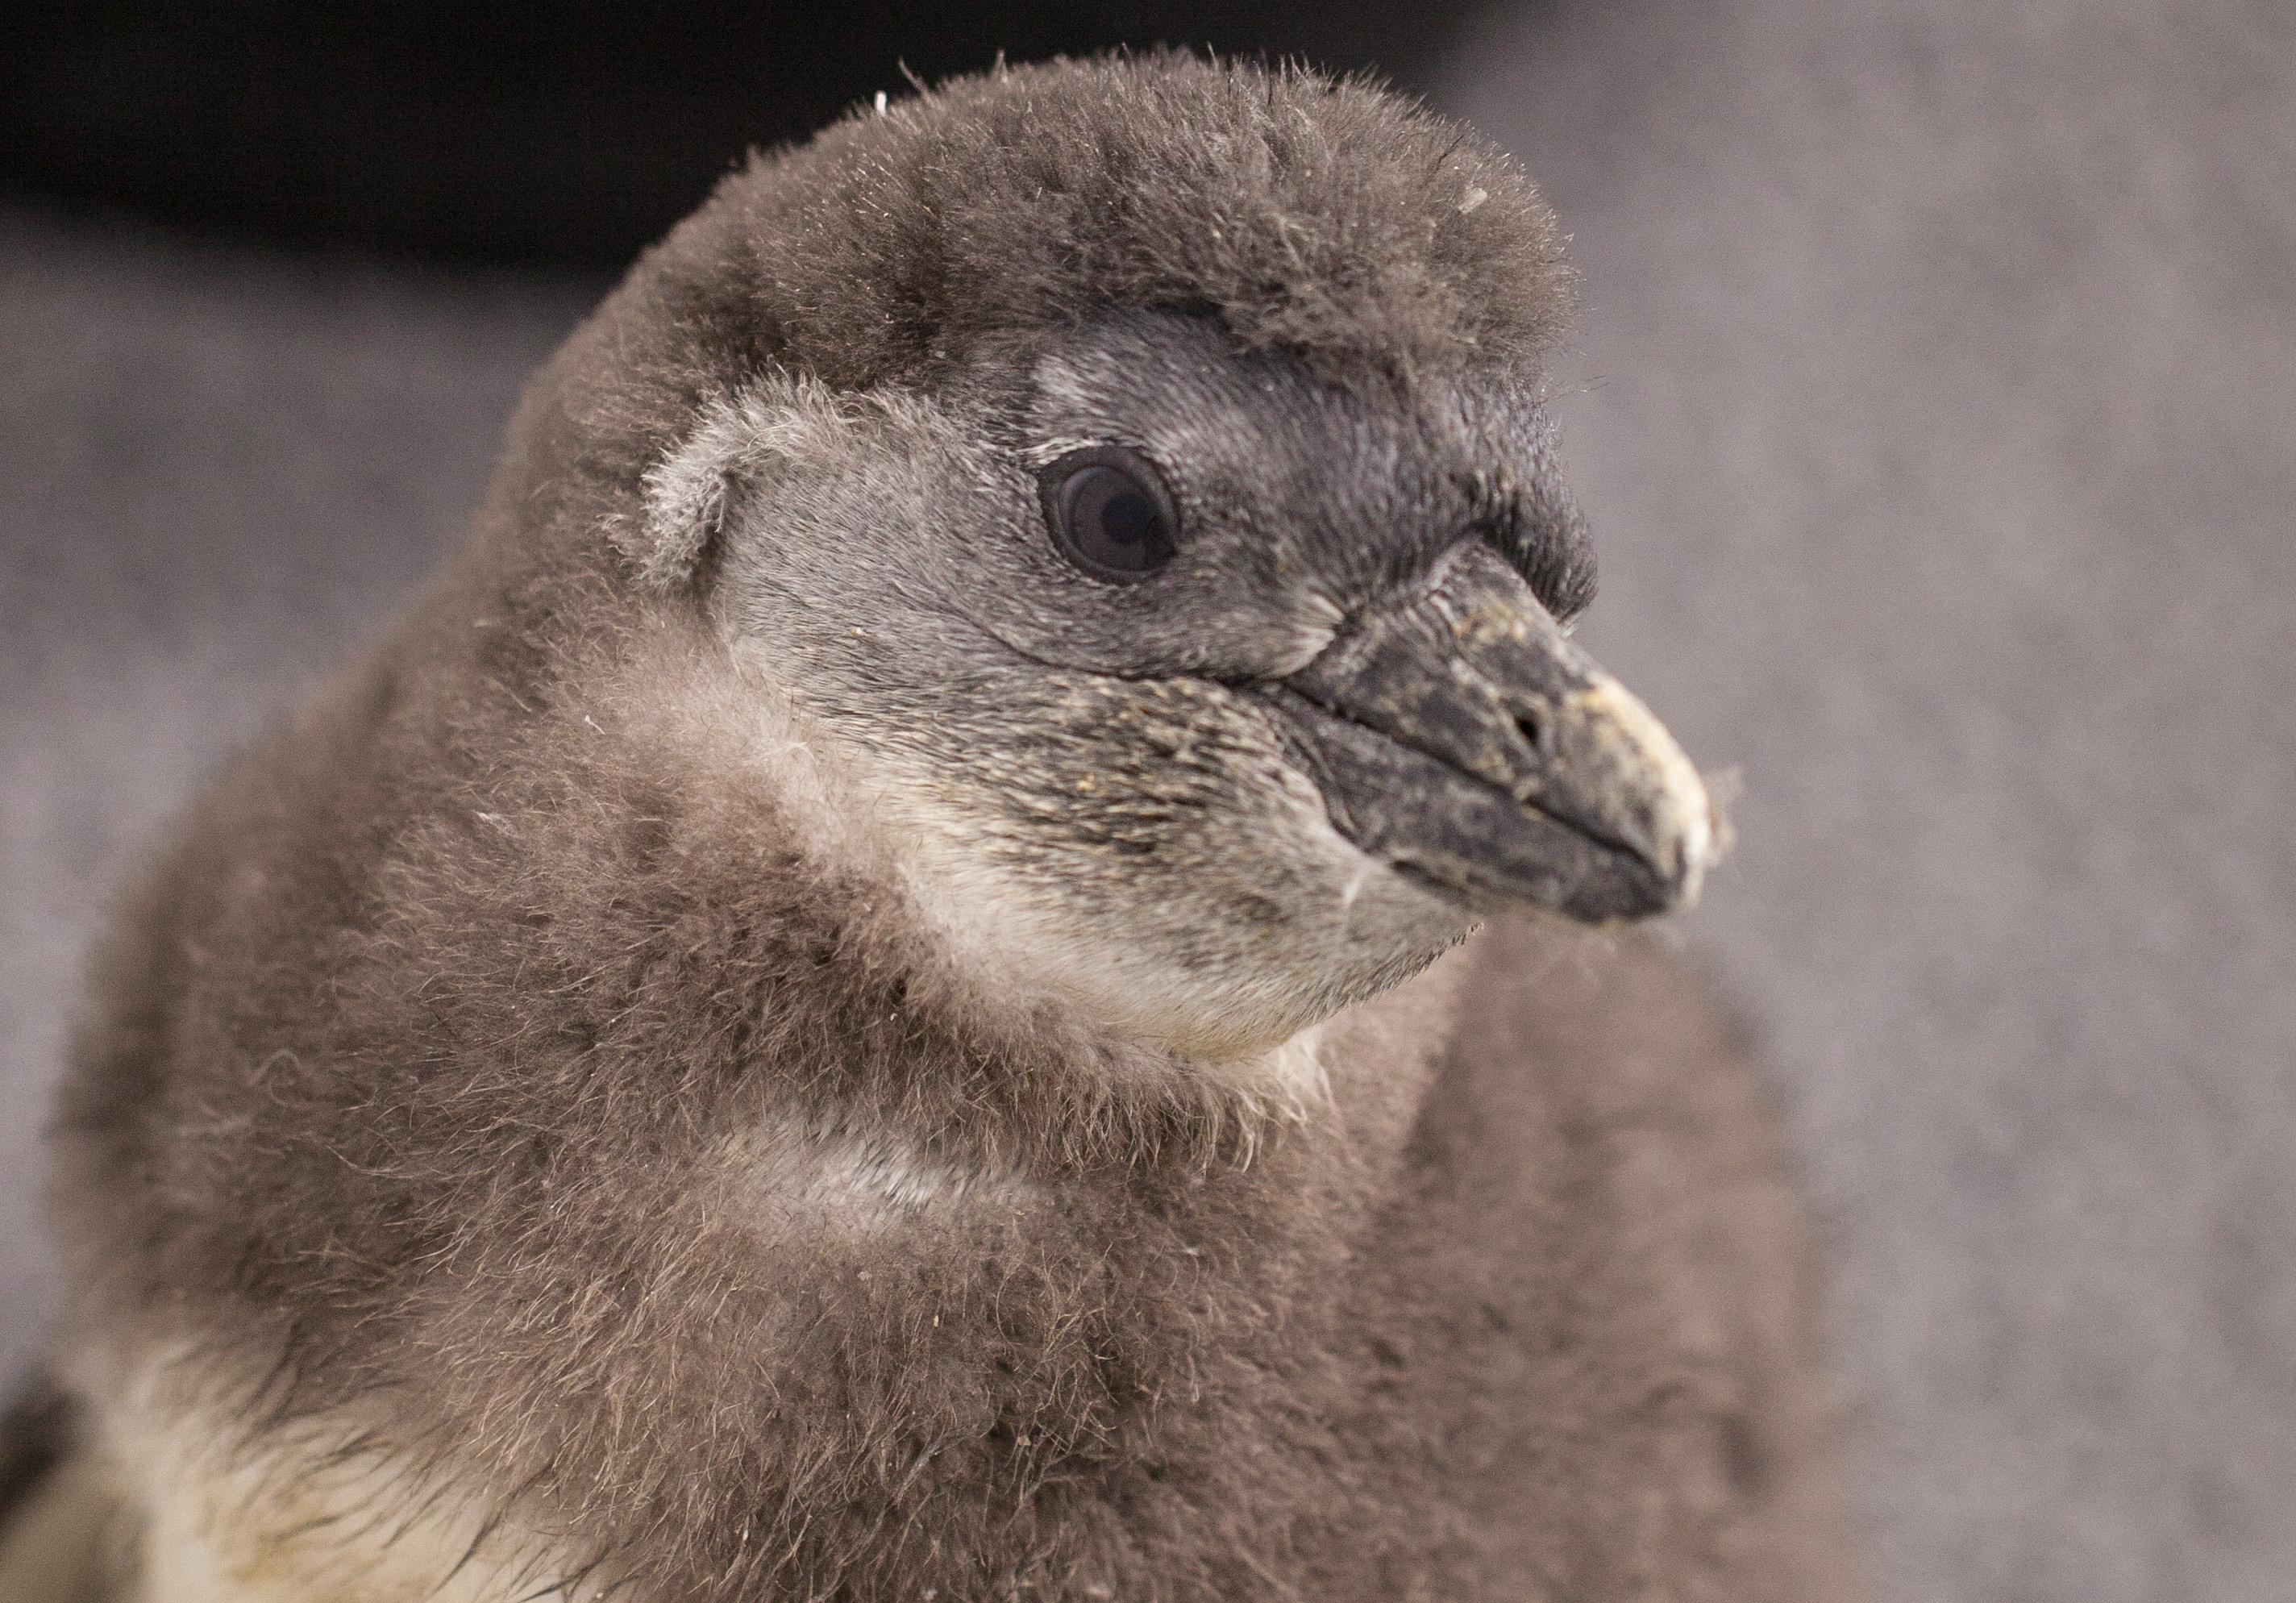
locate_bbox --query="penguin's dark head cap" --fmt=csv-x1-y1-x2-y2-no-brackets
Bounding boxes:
682,51,1572,394
581,54,1717,1061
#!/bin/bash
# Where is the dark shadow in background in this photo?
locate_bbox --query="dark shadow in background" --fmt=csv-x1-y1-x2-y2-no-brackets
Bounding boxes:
3,0,1497,269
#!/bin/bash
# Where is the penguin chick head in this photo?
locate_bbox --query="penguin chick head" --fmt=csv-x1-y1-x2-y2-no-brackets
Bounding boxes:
609,56,1718,1060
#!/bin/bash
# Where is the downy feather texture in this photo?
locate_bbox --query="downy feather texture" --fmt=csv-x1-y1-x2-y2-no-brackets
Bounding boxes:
20,52,1870,1603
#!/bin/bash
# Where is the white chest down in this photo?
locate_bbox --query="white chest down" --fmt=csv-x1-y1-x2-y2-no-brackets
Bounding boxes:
105,1397,580,1603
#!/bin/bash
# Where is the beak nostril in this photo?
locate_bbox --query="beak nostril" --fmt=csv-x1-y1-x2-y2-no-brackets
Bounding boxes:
1514,711,1546,756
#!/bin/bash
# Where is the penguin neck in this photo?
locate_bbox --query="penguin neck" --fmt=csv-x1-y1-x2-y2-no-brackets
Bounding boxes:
568,617,1436,1189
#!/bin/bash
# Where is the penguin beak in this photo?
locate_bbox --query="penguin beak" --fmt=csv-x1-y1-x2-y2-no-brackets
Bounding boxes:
1261,544,1719,922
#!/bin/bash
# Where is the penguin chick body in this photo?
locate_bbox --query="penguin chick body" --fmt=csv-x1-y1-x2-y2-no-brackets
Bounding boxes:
16,55,1869,1603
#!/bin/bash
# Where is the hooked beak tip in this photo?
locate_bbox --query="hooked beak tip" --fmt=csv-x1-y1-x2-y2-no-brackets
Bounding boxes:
1567,675,1723,914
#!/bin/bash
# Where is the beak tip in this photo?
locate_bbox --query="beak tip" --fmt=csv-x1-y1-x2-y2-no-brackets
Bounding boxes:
1666,792,1724,910
1576,676,1722,919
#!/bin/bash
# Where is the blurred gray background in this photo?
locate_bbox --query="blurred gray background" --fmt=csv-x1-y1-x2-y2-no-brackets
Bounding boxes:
4,1,2291,1599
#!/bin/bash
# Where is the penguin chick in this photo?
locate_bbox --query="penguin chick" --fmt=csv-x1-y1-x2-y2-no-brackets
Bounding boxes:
16,54,1867,1603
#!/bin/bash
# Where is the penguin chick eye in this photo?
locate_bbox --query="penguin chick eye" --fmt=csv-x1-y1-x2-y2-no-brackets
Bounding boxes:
1039,447,1180,581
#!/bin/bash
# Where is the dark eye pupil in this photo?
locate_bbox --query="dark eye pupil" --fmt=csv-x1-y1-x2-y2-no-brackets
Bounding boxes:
1046,454,1178,580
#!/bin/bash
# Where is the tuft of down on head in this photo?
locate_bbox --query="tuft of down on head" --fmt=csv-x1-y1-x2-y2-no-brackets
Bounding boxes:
723,55,1563,377
754,52,1570,383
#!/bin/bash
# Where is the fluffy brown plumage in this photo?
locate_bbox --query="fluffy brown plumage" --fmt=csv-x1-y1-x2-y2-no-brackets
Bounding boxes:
7,53,1866,1602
